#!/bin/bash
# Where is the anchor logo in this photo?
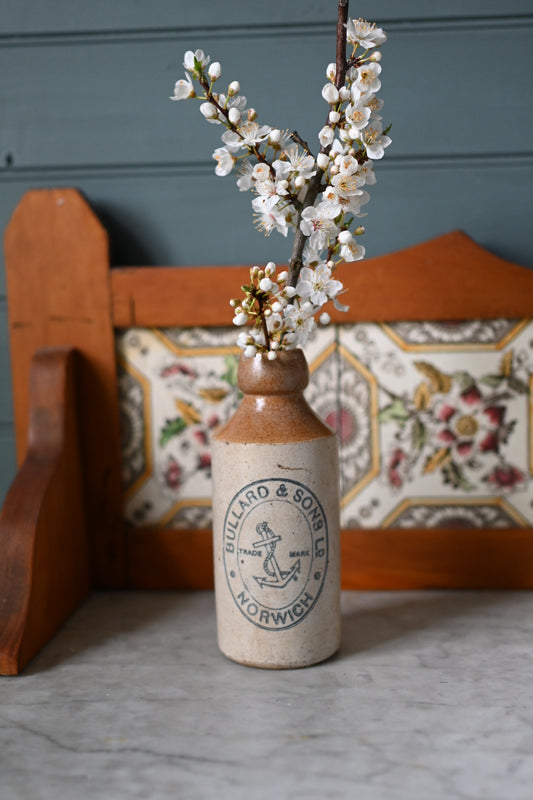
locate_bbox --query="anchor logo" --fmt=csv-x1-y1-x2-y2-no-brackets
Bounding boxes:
253,521,301,589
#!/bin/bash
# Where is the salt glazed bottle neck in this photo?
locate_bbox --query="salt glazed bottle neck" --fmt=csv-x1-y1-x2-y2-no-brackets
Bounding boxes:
237,348,309,395
214,349,334,444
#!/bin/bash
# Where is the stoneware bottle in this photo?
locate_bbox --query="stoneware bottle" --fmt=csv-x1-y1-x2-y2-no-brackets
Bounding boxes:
212,349,341,669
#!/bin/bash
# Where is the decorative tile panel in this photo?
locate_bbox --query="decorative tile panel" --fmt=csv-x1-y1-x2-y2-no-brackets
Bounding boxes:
116,318,533,530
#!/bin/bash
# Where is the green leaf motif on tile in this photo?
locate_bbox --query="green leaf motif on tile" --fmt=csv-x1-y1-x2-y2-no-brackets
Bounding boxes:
442,460,476,491
159,416,187,448
479,374,506,389
221,355,239,387
378,397,410,425
411,417,427,451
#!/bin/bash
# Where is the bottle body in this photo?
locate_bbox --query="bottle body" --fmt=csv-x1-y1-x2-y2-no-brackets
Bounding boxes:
212,350,341,669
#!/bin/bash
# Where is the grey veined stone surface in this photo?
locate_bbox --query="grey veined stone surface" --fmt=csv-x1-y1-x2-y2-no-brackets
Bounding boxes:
2,590,533,800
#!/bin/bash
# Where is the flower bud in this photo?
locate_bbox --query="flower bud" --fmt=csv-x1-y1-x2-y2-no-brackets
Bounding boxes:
208,62,221,80
321,83,339,104
271,340,280,350
271,301,282,313
319,312,331,326
228,80,240,96
247,108,257,121
354,225,366,235
265,261,276,275
260,277,273,292
267,350,278,361
317,152,330,171
294,175,306,189
329,110,341,124
277,270,288,282
370,51,382,62
319,125,335,147
228,107,241,125
338,230,353,245
326,63,336,81
339,86,351,102
285,286,297,298
233,312,248,326
269,129,281,144
244,345,257,358
199,102,218,119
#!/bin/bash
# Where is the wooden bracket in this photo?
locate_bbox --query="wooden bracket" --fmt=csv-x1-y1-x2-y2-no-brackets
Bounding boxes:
0,348,90,675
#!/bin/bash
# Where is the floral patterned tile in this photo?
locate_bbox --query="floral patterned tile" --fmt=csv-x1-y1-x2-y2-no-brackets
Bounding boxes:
116,319,533,530
338,319,533,528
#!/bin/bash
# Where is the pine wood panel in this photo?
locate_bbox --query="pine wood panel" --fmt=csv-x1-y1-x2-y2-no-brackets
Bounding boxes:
111,231,533,327
0,349,90,675
4,189,125,587
127,528,533,591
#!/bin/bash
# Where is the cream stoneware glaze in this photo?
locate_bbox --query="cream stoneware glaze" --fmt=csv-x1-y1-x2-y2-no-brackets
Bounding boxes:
212,349,341,669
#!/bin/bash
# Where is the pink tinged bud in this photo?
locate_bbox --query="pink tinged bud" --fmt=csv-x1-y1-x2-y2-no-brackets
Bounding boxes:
329,110,341,124
208,61,221,80
228,80,240,95
228,107,241,124
317,153,330,171
321,83,339,104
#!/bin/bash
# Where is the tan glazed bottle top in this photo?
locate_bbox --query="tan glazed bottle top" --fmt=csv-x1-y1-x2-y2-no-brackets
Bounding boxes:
214,349,334,444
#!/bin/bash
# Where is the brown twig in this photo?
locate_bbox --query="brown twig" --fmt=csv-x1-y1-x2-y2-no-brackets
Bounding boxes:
287,0,349,286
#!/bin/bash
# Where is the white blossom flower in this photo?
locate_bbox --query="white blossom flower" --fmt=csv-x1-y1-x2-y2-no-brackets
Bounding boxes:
318,125,335,147
334,153,360,175
355,63,382,95
340,240,366,262
183,49,210,75
356,160,376,185
360,120,392,160
296,265,343,307
252,163,271,182
222,122,272,151
213,147,235,176
345,101,371,131
299,207,340,250
236,160,254,191
171,75,195,101
346,19,387,49
255,207,290,237
273,147,316,181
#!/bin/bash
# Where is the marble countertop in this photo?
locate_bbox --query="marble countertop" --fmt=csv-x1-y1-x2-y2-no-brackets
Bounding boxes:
1,590,533,799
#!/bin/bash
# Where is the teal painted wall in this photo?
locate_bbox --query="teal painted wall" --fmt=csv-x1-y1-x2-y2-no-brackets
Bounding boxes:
1,1,533,502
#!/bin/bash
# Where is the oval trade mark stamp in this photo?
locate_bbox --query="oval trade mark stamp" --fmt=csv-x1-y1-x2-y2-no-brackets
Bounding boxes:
222,478,328,630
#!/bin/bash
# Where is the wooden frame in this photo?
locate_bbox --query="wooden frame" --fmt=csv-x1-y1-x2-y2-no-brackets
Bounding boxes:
2,187,533,672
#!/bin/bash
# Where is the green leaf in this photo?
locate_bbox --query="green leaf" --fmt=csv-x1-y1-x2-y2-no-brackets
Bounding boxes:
508,375,529,395
479,374,506,389
378,398,411,425
159,417,187,448
442,461,475,491
411,417,427,451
